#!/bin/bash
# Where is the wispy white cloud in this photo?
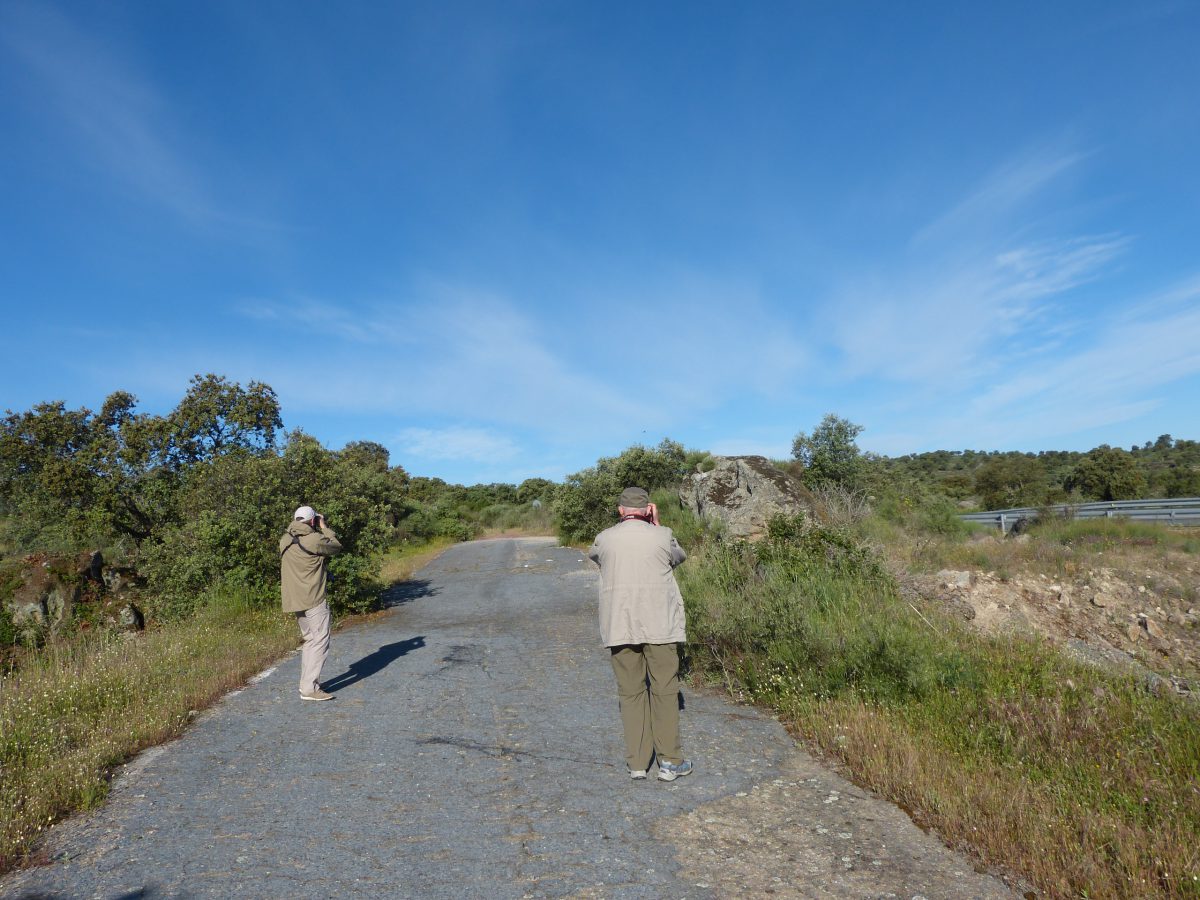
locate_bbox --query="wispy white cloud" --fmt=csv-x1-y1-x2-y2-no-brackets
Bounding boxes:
1,3,271,233
813,141,1200,455
911,149,1085,247
235,297,382,344
396,426,520,462
231,271,820,442
868,278,1200,453
968,286,1200,423
570,272,811,416
827,143,1129,387
830,233,1127,384
227,286,656,438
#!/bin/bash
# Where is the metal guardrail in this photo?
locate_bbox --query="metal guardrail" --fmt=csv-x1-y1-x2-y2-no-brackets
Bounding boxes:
959,497,1200,533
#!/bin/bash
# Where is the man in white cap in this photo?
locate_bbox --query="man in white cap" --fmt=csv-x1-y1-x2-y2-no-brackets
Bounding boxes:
588,486,692,782
280,505,343,700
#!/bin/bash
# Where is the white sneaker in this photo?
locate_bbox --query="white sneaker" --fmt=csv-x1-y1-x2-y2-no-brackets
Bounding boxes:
629,769,648,780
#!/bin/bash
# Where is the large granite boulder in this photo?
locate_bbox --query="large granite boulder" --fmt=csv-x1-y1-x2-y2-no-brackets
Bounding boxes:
680,455,811,539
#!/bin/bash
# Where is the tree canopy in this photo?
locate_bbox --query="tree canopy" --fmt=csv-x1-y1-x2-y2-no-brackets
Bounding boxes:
792,414,866,490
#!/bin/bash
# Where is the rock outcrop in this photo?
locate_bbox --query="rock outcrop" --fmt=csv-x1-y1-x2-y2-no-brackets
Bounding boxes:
7,552,91,637
680,455,811,539
4,550,145,644
911,561,1199,695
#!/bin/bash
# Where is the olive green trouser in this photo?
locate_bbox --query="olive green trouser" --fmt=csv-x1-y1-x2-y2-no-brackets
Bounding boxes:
609,643,682,771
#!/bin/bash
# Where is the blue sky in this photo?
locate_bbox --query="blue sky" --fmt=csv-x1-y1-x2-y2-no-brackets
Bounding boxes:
2,2,1198,485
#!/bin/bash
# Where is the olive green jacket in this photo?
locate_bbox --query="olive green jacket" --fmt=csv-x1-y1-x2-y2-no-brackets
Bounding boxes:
279,520,343,613
588,519,687,647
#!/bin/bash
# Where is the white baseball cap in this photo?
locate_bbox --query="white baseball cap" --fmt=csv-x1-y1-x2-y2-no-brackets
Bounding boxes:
293,505,318,521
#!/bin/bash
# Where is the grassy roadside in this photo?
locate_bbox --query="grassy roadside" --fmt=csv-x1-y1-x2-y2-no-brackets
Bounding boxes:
0,538,454,875
378,537,456,585
679,516,1200,900
0,595,297,871
868,515,1200,585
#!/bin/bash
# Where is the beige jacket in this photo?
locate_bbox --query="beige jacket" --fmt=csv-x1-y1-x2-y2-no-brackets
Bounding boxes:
588,519,687,647
279,520,343,613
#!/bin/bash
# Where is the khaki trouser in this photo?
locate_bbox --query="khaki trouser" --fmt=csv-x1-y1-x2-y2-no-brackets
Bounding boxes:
296,601,331,694
609,643,682,770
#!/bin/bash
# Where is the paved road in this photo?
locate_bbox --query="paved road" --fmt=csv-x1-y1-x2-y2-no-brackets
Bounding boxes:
2,539,1015,899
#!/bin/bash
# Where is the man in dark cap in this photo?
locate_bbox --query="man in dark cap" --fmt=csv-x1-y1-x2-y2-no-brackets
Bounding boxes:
588,487,692,782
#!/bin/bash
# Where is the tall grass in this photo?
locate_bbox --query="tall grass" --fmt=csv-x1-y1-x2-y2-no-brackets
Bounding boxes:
0,593,297,871
869,513,1199,583
377,537,457,584
0,529,459,874
475,501,555,536
680,515,1200,899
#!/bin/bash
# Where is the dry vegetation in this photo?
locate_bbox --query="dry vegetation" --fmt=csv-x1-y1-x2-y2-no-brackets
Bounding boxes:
677,506,1200,900
0,595,297,871
377,537,457,585
0,539,456,874
881,518,1200,684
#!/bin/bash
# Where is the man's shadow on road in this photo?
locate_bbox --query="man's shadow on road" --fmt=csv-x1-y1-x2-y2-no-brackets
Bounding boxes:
323,636,426,693
381,578,438,608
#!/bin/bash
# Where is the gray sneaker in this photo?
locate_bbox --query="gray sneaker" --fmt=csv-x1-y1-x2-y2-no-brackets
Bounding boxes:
657,759,693,782
300,688,334,701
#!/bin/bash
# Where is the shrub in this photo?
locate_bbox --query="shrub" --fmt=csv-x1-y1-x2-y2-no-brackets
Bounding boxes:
682,515,970,703
808,483,873,529
650,488,710,549
1066,445,1148,501
555,466,621,544
138,432,394,617
517,478,556,504
555,439,691,544
916,496,971,537
791,414,866,490
973,455,1050,510
434,516,476,543
0,600,16,650
0,376,282,550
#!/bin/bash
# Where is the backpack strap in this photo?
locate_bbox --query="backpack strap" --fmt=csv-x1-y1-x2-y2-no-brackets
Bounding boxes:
280,533,321,559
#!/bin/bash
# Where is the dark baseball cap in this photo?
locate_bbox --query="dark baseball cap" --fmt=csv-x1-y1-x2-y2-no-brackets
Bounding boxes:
618,486,650,507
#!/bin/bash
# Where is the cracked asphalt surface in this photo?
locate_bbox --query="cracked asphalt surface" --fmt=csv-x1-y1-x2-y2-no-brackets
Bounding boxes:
2,538,1014,899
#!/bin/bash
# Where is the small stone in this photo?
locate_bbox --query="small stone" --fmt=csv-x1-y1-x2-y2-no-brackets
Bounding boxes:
118,603,145,632
1140,615,1166,640
1127,624,1143,643
1091,592,1112,608
1138,585,1147,594
937,570,973,589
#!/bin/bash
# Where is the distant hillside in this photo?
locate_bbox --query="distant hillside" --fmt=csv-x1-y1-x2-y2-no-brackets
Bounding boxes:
873,435,1200,509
